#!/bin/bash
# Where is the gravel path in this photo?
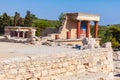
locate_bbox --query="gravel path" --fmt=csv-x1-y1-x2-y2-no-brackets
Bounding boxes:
0,42,79,59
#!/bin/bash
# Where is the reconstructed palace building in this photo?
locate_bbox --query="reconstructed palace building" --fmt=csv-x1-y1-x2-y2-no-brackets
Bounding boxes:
49,13,100,45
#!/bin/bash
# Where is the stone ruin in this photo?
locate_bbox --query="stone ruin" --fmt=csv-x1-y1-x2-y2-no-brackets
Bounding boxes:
4,26,41,45
81,38,100,50
0,46,114,80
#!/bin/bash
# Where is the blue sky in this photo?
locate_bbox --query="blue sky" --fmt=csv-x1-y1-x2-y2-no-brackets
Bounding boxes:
0,0,120,25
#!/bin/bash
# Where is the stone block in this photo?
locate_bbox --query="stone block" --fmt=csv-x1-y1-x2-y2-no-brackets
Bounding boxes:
29,67,36,72
0,74,5,79
67,65,76,72
15,74,24,80
77,65,84,70
36,67,44,71
58,63,63,68
40,77,50,80
41,70,48,77
49,69,57,76
60,68,67,73
19,62,25,67
18,68,26,74
62,62,68,68
28,77,38,80
34,72,41,78
8,68,18,74
23,72,33,79
4,65,10,69
51,63,58,69
6,74,16,79
10,64,17,68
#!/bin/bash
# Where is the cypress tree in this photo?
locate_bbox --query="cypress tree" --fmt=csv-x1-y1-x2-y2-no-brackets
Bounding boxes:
24,11,32,27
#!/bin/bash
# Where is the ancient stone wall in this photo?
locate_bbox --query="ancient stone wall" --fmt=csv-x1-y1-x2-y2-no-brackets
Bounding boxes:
0,48,113,80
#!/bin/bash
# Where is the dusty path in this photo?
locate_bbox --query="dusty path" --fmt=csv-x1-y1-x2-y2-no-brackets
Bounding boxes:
0,41,78,60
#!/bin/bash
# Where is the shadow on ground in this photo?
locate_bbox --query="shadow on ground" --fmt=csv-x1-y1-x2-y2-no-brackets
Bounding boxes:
114,74,120,77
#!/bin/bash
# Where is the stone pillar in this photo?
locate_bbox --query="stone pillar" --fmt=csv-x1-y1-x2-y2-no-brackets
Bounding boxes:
55,34,59,39
77,21,81,39
17,31,20,38
86,21,90,38
22,31,25,38
67,31,71,39
94,21,98,38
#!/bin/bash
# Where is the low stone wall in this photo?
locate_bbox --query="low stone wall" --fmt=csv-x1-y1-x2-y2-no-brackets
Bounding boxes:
0,48,113,80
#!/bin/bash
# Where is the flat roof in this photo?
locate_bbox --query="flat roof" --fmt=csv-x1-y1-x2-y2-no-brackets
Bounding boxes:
65,12,100,21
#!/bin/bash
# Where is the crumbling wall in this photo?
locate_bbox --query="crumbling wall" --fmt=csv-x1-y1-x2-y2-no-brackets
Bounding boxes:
0,48,113,80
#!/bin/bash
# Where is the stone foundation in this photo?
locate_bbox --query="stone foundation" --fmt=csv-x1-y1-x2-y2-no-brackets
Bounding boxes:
0,48,113,80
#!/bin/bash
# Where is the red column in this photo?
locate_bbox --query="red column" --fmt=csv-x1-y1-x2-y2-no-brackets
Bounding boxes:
86,21,90,38
67,31,71,39
77,21,81,38
55,34,59,39
94,21,98,38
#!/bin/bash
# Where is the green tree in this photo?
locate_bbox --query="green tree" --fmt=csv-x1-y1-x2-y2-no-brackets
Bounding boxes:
30,14,38,20
18,17,24,26
14,12,21,26
2,13,10,26
24,11,32,27
0,16,3,34
111,38,119,48
109,26,120,48
34,20,49,36
58,12,64,23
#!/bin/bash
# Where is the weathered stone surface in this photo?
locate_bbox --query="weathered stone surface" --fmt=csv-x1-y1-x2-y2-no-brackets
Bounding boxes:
81,38,100,49
102,42,112,48
0,48,113,80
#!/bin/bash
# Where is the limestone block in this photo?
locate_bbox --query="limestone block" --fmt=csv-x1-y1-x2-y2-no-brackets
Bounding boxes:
40,77,50,80
62,62,68,68
4,79,15,80
60,68,67,73
36,67,44,71
24,72,33,79
18,68,26,74
55,69,61,75
102,42,112,48
34,64,40,67
29,65,35,68
29,67,36,72
34,72,41,78
28,77,38,80
67,65,76,72
41,70,48,77
8,68,18,74
103,60,109,65
77,65,84,70
44,65,51,70
26,61,31,66
4,65,10,70
49,69,57,76
50,76,58,80
10,64,17,68
6,74,16,79
15,74,24,80
0,74,6,79
51,63,58,69
65,72,74,76
58,63,63,68
19,62,25,67
68,60,75,65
